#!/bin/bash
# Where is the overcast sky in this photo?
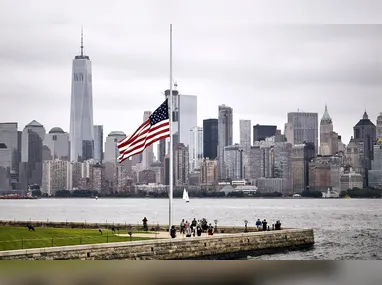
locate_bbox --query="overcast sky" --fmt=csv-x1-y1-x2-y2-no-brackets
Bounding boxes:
0,0,381,148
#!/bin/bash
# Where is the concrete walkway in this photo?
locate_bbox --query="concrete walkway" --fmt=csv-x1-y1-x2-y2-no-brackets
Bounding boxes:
116,231,233,240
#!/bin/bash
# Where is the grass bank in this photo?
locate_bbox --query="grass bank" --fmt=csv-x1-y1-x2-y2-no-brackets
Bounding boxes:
0,226,155,251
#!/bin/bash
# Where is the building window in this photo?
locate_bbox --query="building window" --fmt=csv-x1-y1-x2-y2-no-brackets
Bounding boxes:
355,129,360,139
73,73,84,81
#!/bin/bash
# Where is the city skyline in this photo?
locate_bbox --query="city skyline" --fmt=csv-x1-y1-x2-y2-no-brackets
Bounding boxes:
0,2,381,146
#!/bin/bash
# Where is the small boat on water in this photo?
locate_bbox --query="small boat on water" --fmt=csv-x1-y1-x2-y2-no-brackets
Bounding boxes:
344,195,351,199
0,195,38,200
95,196,98,200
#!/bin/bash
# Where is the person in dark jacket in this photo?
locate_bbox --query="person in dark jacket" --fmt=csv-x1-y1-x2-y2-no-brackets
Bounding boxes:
262,219,267,231
196,225,202,237
191,218,197,237
170,226,176,238
255,219,262,230
207,223,214,236
142,217,148,231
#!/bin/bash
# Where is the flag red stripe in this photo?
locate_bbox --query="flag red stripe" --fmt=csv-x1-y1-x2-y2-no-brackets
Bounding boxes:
119,125,170,158
118,133,169,163
118,122,170,157
118,121,169,153
117,119,150,148
117,120,150,149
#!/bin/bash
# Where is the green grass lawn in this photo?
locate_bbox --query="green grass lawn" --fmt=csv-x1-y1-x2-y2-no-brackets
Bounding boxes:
0,226,154,251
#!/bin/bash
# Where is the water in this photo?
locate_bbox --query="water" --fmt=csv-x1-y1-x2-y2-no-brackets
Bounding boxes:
0,198,380,260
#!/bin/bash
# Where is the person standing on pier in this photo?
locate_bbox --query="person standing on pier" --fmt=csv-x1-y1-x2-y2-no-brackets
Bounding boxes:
185,220,191,237
180,219,185,234
262,219,267,231
170,226,176,238
256,219,262,230
142,217,148,231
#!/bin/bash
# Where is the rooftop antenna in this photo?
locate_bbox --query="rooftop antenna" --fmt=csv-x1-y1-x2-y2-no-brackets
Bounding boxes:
80,26,84,56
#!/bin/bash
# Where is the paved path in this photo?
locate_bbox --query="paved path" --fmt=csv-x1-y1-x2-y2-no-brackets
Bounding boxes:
116,231,233,240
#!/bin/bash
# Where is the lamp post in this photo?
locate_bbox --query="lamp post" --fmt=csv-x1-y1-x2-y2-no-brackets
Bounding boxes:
244,220,248,232
214,219,218,233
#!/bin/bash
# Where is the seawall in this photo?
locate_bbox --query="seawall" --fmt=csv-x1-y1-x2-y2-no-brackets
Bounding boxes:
0,229,314,260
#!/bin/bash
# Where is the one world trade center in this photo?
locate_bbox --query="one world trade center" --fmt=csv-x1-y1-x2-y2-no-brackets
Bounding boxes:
69,29,94,162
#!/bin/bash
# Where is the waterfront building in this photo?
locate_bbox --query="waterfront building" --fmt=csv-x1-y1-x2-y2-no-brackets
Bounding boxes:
41,160,69,196
200,158,218,186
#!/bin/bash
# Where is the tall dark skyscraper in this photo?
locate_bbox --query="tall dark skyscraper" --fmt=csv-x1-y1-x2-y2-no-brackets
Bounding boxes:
203,119,218,159
353,111,376,187
253,124,277,143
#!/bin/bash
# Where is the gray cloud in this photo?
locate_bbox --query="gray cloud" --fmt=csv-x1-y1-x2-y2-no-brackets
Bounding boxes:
0,0,381,145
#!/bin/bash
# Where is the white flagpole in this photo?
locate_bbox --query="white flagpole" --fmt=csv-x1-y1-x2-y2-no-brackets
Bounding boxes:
168,24,174,233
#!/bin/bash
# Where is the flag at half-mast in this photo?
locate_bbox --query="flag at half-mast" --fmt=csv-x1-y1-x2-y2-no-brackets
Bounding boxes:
117,99,170,163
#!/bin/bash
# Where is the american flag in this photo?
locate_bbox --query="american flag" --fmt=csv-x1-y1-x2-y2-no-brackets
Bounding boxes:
117,99,170,163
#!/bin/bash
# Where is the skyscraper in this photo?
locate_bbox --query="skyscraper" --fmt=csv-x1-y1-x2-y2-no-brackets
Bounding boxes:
93,125,103,163
287,111,318,153
164,89,197,148
0,123,21,178
178,95,197,148
203,119,218,159
104,131,126,183
19,120,46,189
319,105,333,155
376,112,382,139
253,124,277,143
69,29,94,162
240,120,251,179
353,111,376,187
174,143,189,186
218,104,233,178
189,126,203,172
239,120,251,154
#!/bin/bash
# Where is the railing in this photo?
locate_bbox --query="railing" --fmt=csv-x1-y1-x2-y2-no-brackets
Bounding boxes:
0,219,263,233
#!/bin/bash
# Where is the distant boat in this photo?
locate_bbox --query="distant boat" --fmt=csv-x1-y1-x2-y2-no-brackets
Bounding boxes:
182,188,190,203
95,196,98,200
344,195,351,199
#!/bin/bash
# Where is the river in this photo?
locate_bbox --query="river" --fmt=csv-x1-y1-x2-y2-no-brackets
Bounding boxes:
0,198,380,260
